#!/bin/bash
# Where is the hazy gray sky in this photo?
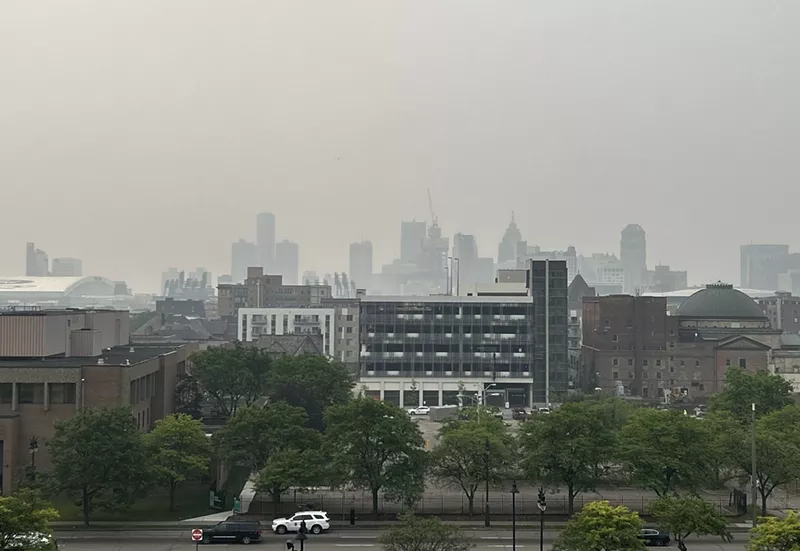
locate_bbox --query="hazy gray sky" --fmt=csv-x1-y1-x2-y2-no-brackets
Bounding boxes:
2,1,798,293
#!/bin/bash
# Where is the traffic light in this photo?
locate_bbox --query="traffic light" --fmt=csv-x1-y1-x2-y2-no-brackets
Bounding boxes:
537,487,547,511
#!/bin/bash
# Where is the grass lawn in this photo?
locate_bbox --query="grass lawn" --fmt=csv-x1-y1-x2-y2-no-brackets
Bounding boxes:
51,482,214,522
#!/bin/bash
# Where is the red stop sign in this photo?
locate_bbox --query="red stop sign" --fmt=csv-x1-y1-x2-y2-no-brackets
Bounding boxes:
191,529,203,541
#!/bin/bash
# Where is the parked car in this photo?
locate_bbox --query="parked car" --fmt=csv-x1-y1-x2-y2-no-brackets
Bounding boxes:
640,528,671,546
537,406,551,415
407,406,430,415
197,520,262,544
512,408,529,421
272,511,330,535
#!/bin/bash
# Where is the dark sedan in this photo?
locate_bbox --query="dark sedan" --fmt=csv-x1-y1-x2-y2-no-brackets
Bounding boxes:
640,529,671,546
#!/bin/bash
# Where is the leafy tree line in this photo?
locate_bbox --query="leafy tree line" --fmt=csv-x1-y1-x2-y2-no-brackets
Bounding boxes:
42,409,211,526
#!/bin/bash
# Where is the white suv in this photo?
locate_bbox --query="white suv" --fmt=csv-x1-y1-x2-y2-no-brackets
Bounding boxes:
272,511,330,534
407,406,430,415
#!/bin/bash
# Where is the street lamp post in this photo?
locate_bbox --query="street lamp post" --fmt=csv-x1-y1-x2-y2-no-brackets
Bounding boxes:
751,402,758,526
484,438,491,527
537,487,547,551
510,481,519,551
28,436,39,482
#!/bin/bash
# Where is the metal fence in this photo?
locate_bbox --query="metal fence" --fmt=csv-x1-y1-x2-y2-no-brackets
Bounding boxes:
248,490,734,519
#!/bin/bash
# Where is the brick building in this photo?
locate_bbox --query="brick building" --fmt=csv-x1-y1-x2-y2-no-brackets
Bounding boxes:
582,283,780,401
0,308,195,494
758,292,800,335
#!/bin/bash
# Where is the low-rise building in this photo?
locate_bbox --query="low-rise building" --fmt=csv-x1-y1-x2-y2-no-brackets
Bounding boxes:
0,308,194,493
238,307,336,357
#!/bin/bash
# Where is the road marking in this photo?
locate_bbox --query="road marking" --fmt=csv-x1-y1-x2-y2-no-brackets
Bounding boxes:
335,544,375,547
482,537,512,540
339,535,378,539
487,546,525,548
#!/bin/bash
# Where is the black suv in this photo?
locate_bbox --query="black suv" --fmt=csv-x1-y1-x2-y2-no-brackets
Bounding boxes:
199,520,262,544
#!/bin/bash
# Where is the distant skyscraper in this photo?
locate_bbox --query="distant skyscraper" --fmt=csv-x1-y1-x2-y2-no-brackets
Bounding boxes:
25,242,49,276
256,212,276,271
400,221,427,263
276,240,300,285
51,258,82,277
498,212,522,265
741,244,790,290
349,241,373,290
453,233,480,290
231,239,257,283
620,224,647,294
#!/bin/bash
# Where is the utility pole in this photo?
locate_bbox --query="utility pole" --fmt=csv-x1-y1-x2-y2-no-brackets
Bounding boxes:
751,402,758,526
484,438,491,527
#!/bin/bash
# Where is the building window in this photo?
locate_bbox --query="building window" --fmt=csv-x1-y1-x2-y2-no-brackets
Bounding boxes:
656,359,662,367
699,383,705,391
642,387,649,398
612,358,619,366
669,342,674,348
612,334,619,342
642,371,648,380
739,358,747,368
670,365,675,373
628,371,634,378
680,359,686,367
656,372,662,380
628,358,634,366
346,327,353,334
695,360,700,367
0,383,12,404
347,315,354,322
643,359,648,367
50,383,77,405
612,370,619,379
18,383,45,404
725,359,731,367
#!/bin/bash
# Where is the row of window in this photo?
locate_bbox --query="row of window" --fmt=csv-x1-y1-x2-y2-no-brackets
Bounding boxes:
130,372,157,405
610,357,748,369
0,383,77,405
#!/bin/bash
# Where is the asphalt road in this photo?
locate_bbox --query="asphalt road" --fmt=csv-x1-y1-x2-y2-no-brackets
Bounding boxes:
55,530,749,551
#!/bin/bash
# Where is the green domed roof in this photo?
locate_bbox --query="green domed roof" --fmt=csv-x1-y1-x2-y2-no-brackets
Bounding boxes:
676,282,766,319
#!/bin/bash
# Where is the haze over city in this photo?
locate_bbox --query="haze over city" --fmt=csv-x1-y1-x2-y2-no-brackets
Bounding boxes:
2,1,799,292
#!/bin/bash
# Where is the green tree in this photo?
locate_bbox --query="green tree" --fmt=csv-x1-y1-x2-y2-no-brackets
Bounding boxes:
324,398,427,515
267,354,354,431
648,495,732,551
191,344,271,417
521,400,619,515
728,406,800,516
46,407,151,527
554,500,645,551
617,409,716,496
174,372,203,419
710,368,793,424
146,413,211,511
254,448,328,505
748,510,800,551
378,514,473,551
0,489,59,551
431,420,515,516
214,403,316,473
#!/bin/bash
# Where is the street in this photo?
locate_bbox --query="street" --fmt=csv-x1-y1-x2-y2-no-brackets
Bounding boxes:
55,530,750,551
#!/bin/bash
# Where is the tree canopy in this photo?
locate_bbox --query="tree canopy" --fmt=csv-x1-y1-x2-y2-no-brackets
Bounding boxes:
648,495,731,551
521,399,622,515
378,514,473,551
617,409,716,496
325,398,427,514
214,403,317,474
431,416,515,516
46,407,151,527
145,413,211,511
554,501,645,551
710,368,793,424
267,354,353,431
748,511,800,551
254,447,329,504
0,489,59,551
174,372,203,420
191,344,271,417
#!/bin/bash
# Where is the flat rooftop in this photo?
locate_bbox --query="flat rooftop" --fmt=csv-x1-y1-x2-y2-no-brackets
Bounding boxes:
0,307,125,316
0,343,186,368
360,295,534,303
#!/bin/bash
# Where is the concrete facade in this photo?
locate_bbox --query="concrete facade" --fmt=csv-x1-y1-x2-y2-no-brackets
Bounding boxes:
238,307,335,357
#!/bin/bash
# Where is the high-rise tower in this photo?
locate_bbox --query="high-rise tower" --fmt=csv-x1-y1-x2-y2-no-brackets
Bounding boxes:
349,241,373,290
256,213,276,272
620,224,647,294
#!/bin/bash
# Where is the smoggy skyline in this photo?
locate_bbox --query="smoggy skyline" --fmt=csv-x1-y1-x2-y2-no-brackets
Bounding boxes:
2,1,799,293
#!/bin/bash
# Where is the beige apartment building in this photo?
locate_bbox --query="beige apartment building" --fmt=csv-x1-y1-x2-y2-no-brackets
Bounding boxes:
0,308,195,494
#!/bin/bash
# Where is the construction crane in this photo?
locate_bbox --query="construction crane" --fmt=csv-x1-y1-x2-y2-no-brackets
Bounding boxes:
427,188,438,228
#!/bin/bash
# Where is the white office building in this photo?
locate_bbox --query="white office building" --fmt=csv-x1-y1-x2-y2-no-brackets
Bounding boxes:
238,307,336,357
